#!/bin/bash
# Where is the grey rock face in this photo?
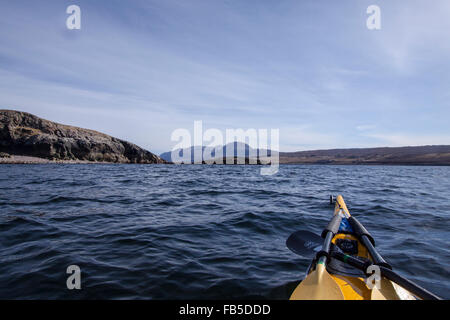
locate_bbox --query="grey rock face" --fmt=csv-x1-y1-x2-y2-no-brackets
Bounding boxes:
0,110,166,163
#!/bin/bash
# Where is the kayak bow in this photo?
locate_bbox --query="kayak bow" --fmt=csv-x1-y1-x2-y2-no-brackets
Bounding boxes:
289,195,429,300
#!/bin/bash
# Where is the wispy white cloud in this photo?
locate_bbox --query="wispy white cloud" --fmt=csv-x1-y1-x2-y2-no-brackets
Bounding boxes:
0,0,449,153
364,132,450,147
367,0,450,75
356,124,377,131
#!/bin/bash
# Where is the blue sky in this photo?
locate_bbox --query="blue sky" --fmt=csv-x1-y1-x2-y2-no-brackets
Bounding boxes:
0,0,449,153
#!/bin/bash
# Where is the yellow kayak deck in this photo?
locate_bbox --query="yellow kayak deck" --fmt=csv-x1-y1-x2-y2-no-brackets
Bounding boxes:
290,195,416,300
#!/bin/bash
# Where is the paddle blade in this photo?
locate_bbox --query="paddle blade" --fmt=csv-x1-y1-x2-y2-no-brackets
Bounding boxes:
370,279,401,300
286,230,323,257
290,264,345,300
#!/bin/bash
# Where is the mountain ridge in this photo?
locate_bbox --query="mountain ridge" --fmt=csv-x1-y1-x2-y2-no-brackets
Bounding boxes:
279,145,450,165
161,144,450,165
160,142,272,163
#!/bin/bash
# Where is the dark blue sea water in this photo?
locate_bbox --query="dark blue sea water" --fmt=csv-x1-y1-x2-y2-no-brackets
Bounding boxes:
0,164,449,299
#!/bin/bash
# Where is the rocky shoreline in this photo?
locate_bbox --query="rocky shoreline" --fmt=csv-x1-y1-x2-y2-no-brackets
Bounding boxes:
0,110,167,164
0,154,128,164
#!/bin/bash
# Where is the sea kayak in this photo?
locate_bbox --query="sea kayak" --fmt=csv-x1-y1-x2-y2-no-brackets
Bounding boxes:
288,195,439,300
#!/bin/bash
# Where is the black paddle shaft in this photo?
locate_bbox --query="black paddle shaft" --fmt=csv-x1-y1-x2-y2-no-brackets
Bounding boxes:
332,251,441,300
347,216,392,269
316,214,342,262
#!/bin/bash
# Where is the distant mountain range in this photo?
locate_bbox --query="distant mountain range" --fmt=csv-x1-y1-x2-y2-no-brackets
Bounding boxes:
279,145,450,165
160,142,273,164
2,109,448,166
162,144,450,165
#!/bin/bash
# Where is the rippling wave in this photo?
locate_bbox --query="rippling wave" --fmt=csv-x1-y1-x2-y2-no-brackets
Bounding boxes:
0,164,449,299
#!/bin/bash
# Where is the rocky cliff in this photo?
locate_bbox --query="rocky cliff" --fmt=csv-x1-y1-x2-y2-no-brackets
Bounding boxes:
0,110,166,163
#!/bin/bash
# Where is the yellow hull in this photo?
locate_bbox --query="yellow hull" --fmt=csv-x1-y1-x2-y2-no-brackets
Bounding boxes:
290,195,416,300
